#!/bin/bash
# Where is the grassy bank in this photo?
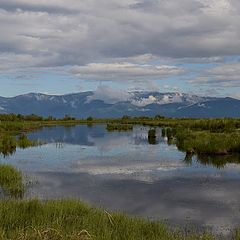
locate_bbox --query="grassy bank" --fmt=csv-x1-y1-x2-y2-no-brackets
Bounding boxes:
0,199,216,240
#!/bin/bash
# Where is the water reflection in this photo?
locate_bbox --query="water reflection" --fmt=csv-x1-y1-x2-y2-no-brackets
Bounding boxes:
148,128,157,145
1,125,240,235
0,164,25,199
0,125,239,170
183,153,240,168
27,125,105,146
0,145,16,157
197,154,240,168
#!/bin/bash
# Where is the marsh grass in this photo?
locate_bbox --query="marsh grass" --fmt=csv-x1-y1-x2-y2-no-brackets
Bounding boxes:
17,133,39,149
0,164,24,198
106,124,133,131
175,129,240,155
0,199,215,240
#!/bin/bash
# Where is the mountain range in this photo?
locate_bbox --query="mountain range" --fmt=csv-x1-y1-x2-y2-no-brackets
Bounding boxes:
0,91,239,118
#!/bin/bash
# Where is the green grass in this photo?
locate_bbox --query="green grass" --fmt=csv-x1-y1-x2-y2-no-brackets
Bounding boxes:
0,199,215,240
175,129,240,155
0,164,24,198
106,124,133,131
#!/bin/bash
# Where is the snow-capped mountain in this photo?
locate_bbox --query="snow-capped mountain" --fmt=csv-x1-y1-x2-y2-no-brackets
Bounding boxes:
128,92,216,107
0,91,239,118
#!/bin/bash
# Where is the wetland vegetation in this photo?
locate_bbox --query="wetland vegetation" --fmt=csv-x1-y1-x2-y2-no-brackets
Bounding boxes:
106,123,133,131
0,163,216,240
0,198,216,240
1,113,240,165
1,114,240,239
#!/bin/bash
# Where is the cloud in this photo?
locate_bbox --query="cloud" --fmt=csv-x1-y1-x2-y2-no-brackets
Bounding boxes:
1,0,240,69
87,85,131,104
71,62,184,82
1,0,240,94
189,62,240,88
87,85,186,106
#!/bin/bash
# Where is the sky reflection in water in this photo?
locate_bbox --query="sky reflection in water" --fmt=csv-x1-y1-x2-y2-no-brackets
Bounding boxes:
0,125,240,235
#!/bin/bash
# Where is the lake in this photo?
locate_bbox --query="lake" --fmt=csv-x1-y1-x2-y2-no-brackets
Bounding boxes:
1,124,240,236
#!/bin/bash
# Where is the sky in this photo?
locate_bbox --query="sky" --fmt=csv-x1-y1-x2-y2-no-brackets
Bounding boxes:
0,0,240,98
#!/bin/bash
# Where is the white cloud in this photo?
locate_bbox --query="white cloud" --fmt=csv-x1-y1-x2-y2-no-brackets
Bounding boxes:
87,85,131,104
71,62,184,82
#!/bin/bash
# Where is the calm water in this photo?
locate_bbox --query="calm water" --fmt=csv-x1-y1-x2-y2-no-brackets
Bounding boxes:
1,124,240,235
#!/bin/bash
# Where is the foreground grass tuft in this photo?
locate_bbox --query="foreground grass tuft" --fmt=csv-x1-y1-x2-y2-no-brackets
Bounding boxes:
0,199,214,240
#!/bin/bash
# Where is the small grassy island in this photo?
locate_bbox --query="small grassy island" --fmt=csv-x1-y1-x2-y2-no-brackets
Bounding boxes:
106,123,133,131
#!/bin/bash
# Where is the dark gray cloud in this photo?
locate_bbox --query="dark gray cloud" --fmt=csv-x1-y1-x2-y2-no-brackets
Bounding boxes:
0,1,77,14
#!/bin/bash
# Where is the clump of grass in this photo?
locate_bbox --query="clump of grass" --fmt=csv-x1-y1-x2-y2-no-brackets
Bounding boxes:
176,129,240,155
0,199,214,240
17,133,39,149
106,124,133,131
0,164,24,198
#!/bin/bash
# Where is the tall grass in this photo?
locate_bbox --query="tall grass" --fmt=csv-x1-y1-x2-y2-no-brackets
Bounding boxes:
0,199,214,240
175,129,240,155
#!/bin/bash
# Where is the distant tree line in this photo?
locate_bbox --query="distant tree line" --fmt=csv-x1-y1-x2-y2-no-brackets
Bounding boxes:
0,113,166,122
0,113,75,121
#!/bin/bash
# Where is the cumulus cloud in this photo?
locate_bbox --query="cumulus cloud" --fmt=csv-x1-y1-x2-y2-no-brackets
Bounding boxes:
87,85,186,106
87,85,131,104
